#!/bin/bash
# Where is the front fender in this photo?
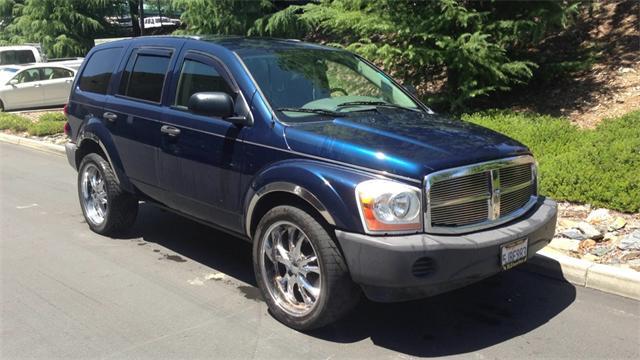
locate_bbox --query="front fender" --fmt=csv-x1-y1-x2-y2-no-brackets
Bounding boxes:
244,159,382,236
77,118,134,193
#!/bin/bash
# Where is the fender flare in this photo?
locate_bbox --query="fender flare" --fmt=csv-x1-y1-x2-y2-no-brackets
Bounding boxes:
245,181,336,237
76,118,134,193
243,159,376,237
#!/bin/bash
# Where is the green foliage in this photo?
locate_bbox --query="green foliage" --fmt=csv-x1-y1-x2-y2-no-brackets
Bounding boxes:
0,111,65,135
0,0,106,58
26,119,64,136
173,0,272,35
0,112,31,131
38,111,66,122
463,110,640,213
189,0,581,112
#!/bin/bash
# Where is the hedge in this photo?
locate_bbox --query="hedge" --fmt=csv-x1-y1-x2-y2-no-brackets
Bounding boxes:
463,110,640,213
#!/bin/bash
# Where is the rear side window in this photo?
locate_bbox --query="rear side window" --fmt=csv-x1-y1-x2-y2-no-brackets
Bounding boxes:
79,47,122,94
175,59,233,107
118,53,171,103
42,67,74,80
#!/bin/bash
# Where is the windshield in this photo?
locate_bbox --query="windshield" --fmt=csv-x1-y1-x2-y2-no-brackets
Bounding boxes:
0,67,19,84
240,49,422,121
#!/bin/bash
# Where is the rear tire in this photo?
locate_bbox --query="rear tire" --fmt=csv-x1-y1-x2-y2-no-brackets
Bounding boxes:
253,205,360,330
78,153,138,236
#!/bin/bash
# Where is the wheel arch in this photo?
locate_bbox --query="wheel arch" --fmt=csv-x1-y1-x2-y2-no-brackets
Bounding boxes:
75,119,134,193
246,183,336,238
243,160,374,239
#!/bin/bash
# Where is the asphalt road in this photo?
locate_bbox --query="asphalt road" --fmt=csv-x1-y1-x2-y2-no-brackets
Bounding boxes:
1,141,639,359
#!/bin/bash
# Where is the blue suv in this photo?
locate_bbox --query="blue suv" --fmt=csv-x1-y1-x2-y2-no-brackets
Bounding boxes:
65,36,557,330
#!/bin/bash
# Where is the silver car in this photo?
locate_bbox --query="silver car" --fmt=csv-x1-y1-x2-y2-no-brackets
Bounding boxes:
0,63,76,111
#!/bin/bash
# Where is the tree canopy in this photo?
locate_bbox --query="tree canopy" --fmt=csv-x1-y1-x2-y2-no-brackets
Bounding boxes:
0,0,586,111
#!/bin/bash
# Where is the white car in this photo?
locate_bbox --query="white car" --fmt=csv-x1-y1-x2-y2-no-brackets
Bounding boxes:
0,63,76,111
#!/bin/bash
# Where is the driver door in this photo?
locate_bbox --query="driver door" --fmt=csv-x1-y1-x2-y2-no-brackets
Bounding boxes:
159,51,247,232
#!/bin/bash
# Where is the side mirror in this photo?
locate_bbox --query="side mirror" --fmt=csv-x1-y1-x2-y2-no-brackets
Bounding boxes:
8,79,18,86
188,92,251,126
404,83,417,96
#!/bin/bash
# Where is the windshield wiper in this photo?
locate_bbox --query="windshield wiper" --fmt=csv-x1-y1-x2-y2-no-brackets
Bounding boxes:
337,101,421,113
276,107,342,117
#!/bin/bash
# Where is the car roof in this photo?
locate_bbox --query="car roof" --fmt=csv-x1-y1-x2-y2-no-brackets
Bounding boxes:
1,63,76,71
97,35,342,57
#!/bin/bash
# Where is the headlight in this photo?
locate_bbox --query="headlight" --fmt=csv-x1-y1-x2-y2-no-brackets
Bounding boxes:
355,179,423,234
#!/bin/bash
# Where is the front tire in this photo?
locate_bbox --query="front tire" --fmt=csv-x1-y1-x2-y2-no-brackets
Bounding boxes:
78,153,138,236
253,205,360,330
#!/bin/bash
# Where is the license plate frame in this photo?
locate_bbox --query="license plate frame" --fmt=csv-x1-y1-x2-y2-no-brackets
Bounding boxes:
501,238,528,270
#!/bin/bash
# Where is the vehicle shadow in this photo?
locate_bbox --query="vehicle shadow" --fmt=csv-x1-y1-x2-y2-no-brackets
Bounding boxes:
122,202,576,357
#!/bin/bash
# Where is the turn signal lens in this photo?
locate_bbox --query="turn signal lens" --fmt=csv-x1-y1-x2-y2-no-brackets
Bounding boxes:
63,122,71,137
355,179,422,234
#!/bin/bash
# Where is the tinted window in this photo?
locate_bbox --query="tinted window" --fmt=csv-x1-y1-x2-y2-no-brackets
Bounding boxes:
0,50,36,65
79,47,122,94
119,54,170,103
42,67,74,80
175,59,233,107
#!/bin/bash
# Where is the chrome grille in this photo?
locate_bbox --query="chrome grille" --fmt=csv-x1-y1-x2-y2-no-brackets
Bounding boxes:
425,156,537,234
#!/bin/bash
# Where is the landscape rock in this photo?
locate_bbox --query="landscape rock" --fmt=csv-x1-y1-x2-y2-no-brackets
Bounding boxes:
557,218,578,229
549,238,581,252
586,208,612,224
629,259,640,272
590,245,614,257
577,221,604,240
579,239,597,251
559,228,586,240
618,230,640,251
608,217,626,231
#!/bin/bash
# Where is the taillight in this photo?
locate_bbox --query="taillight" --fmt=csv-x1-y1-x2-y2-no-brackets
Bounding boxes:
64,122,71,137
63,103,68,116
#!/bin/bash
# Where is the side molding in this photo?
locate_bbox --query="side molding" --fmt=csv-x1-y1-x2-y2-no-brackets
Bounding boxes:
245,182,336,237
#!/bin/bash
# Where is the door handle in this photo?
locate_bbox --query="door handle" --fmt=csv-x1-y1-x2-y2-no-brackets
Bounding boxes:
161,125,181,137
34,83,41,88
103,112,118,122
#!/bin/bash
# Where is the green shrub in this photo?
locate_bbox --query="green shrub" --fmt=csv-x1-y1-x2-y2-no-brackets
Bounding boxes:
37,112,66,122
26,120,65,136
463,110,640,213
0,113,31,132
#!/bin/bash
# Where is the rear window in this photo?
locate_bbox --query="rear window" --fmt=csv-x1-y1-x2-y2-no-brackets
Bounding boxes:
0,50,36,65
118,53,170,103
78,47,122,94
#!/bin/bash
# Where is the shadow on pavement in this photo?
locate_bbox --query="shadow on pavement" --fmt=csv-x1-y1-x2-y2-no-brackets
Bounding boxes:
123,202,576,357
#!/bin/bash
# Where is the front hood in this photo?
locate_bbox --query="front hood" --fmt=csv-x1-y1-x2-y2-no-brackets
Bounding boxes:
283,111,530,181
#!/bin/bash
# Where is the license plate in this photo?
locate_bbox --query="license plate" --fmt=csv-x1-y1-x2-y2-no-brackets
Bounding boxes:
501,238,528,270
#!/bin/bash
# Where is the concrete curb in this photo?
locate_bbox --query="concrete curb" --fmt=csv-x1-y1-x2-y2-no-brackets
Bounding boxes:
0,132,65,156
526,247,640,300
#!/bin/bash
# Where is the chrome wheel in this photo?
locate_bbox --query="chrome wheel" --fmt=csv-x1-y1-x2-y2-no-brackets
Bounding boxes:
81,163,108,225
260,221,322,316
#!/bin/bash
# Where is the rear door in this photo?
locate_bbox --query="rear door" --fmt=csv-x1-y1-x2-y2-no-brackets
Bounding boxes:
2,68,43,109
104,46,178,202
159,49,247,232
39,67,75,106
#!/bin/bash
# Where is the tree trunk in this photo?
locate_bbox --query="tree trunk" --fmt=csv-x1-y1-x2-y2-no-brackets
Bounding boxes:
128,0,141,36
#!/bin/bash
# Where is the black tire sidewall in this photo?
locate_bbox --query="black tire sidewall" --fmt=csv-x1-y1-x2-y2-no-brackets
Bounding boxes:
252,205,342,330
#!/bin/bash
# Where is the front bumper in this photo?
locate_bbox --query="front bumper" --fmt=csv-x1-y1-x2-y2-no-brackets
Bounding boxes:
65,142,77,170
335,197,557,302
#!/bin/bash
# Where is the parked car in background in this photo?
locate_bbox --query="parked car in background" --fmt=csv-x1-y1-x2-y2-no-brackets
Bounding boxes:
0,45,43,65
0,45,83,70
143,16,181,28
64,36,557,330
0,63,76,111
